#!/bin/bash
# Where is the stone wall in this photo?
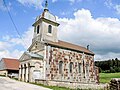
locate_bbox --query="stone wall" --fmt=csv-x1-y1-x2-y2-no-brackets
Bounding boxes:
19,59,44,82
45,46,97,83
95,66,99,83
36,80,108,90
48,81,108,90
110,78,120,90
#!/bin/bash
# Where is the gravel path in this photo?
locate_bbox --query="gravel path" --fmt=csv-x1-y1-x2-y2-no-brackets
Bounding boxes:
0,76,52,90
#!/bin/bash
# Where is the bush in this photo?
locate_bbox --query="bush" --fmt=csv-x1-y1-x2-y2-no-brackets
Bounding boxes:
102,70,110,73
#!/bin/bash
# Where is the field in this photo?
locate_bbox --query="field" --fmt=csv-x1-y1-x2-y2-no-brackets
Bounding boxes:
100,73,120,83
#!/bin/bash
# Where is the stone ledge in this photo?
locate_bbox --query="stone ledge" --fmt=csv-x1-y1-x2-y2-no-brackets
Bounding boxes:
36,80,109,90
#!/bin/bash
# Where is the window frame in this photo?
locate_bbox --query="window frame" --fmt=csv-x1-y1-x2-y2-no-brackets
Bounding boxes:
37,25,40,34
48,25,52,34
86,64,89,76
59,61,63,74
69,62,73,73
78,63,81,73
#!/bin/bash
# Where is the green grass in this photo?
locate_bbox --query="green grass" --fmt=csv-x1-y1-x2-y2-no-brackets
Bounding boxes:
31,83,74,90
100,73,120,83
31,83,101,90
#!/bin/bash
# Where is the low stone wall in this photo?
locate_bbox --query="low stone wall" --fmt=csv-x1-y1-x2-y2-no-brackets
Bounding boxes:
36,80,108,90
109,78,120,90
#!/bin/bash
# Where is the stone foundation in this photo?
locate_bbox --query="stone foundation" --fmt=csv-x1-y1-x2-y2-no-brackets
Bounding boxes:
36,80,108,90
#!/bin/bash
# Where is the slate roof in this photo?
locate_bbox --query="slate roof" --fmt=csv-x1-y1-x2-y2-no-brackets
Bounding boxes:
1,58,19,70
45,40,94,55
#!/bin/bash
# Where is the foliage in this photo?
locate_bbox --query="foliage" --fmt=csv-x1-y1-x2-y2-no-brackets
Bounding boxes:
100,73,120,83
95,58,120,73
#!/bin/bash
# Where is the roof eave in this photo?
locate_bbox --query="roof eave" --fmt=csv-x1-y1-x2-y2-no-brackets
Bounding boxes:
32,17,60,26
45,43,94,56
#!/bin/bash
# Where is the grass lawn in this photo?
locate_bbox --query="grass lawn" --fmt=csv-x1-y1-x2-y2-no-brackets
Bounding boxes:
31,83,74,90
31,82,106,90
100,73,120,83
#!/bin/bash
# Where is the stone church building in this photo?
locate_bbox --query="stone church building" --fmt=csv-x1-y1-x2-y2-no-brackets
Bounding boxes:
19,1,99,85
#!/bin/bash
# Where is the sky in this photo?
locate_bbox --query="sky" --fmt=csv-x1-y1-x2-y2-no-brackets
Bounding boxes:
0,0,120,61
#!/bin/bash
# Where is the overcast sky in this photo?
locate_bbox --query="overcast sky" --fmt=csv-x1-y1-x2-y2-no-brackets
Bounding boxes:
0,0,120,61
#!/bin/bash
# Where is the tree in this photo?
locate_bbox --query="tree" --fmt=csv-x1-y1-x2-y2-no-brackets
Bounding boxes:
95,58,120,73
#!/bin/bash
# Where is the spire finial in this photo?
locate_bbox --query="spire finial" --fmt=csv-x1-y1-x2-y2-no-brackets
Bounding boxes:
44,0,48,11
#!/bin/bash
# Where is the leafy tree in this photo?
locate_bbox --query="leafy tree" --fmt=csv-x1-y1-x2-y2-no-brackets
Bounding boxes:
95,58,120,73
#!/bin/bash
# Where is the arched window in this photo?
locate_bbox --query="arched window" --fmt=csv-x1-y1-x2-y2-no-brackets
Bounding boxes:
37,25,39,34
83,60,85,74
48,25,52,33
78,63,81,73
83,60,85,78
59,61,63,74
69,62,73,73
86,64,89,76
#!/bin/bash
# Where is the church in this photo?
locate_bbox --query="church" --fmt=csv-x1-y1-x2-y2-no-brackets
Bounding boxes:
19,1,99,85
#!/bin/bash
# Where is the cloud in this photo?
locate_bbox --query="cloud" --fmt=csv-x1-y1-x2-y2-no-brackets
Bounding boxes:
57,9,120,60
114,5,120,15
0,0,5,10
17,0,44,9
69,0,75,3
0,49,24,59
0,0,11,11
60,11,71,16
52,0,57,3
69,0,82,4
0,41,23,59
0,41,11,51
10,27,34,49
0,27,33,59
1,7,120,61
105,0,120,15
2,35,10,41
95,52,120,61
104,0,113,8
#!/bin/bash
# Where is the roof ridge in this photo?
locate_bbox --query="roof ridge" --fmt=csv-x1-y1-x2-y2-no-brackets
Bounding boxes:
58,40,87,50
46,40,94,55
2,58,18,60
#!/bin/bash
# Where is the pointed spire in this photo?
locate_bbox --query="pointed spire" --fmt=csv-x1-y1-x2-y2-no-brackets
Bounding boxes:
44,0,49,11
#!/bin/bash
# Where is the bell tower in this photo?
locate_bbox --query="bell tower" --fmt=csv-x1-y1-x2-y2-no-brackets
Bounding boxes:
32,0,60,43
